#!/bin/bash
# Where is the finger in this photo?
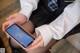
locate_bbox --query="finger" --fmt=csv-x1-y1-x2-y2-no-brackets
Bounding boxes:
6,13,17,21
32,40,43,48
8,20,15,27
2,22,9,32
6,16,14,21
31,35,42,46
2,20,15,32
26,40,43,51
5,32,10,38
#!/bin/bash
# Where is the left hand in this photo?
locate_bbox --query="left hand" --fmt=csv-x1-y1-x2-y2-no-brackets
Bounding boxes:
26,34,44,51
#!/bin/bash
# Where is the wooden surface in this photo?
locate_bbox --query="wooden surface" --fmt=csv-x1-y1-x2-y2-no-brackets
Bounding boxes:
50,39,80,53
0,0,20,53
0,0,20,26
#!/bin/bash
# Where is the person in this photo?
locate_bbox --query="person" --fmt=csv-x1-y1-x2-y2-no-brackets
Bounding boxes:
2,0,71,53
26,1,80,52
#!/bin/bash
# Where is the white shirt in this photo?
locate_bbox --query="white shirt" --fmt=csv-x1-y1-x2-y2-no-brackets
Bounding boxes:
35,2,80,46
19,0,39,19
19,0,80,47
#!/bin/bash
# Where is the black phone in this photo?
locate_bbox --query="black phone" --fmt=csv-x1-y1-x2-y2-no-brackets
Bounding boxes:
6,24,35,48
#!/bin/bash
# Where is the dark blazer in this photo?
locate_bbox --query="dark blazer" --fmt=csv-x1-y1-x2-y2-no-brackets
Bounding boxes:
30,0,72,26
30,0,80,37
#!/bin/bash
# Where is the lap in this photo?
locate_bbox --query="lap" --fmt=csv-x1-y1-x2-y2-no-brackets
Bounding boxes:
20,20,35,34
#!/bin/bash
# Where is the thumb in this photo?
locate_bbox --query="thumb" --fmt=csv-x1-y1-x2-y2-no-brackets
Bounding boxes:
31,35,42,46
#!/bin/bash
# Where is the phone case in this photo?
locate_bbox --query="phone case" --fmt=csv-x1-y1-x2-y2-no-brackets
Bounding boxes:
6,24,35,51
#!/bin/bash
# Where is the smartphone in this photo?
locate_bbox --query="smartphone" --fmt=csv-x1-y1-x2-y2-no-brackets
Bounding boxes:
6,24,35,48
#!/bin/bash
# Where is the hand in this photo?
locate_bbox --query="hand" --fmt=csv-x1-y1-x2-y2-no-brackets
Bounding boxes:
26,34,44,51
2,13,27,32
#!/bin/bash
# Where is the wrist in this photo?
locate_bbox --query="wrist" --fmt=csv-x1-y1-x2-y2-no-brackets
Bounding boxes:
19,12,29,21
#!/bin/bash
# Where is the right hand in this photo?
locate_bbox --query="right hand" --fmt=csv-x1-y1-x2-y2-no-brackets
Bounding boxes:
2,13,28,32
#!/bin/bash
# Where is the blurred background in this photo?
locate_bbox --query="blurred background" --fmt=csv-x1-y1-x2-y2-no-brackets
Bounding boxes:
0,0,20,53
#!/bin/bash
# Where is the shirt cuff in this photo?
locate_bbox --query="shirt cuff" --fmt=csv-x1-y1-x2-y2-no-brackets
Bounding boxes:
35,25,53,46
19,3,33,20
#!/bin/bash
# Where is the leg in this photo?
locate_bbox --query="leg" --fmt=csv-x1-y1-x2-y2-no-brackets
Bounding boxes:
21,21,35,34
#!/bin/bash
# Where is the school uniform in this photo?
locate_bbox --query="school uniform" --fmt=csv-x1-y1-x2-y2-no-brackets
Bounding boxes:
30,0,72,27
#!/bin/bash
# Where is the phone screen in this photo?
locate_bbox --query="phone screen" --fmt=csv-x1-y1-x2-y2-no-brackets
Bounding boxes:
6,24,35,48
